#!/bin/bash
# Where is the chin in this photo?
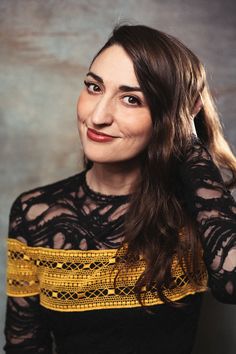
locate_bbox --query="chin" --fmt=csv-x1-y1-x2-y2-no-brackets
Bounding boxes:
84,156,116,164
84,153,141,166
82,145,144,165
82,146,113,164
83,150,118,164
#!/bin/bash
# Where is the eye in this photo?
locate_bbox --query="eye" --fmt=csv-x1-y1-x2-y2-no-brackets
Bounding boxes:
123,95,142,106
84,80,101,93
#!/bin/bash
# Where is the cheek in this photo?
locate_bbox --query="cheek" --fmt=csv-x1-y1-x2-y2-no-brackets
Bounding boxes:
135,118,153,148
127,116,153,141
77,92,88,123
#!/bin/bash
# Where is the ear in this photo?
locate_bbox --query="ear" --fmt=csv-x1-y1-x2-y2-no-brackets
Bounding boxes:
192,95,203,119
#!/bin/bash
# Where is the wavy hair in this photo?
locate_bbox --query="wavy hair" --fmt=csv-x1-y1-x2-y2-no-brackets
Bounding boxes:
89,24,236,304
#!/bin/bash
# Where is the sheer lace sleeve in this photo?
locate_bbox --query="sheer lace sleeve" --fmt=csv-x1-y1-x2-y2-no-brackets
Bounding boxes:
179,136,236,304
4,195,53,354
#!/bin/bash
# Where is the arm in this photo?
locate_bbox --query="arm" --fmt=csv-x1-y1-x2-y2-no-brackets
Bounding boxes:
179,137,236,303
4,196,53,354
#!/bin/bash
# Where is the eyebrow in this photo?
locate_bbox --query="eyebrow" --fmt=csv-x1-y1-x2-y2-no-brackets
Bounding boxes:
86,71,142,92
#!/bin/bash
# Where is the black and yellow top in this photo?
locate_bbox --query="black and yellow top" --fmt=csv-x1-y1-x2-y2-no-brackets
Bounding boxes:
7,238,207,313
4,139,236,354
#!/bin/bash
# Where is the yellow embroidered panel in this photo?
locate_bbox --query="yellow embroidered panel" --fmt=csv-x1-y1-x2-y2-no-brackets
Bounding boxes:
7,239,208,312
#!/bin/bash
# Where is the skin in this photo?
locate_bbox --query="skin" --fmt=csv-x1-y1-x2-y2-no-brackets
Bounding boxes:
77,44,153,195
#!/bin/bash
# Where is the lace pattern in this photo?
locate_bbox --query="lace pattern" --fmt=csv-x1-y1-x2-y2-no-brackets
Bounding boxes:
5,171,130,353
4,138,236,353
9,171,129,250
179,137,236,302
7,239,207,312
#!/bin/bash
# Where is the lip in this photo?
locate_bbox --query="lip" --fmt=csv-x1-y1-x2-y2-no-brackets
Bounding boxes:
87,128,116,142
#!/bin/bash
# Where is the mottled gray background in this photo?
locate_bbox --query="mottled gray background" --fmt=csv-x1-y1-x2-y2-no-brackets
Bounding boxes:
0,0,235,353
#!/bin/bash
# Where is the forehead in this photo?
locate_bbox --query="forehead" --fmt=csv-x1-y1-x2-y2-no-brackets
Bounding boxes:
90,44,139,86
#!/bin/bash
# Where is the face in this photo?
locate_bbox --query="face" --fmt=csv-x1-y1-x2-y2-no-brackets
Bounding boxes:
77,44,153,165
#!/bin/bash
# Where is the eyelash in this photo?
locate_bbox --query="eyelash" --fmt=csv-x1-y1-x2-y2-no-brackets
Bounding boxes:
83,80,142,107
84,81,101,93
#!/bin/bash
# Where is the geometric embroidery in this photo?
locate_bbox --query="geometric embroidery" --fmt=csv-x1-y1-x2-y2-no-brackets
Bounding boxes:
7,238,208,312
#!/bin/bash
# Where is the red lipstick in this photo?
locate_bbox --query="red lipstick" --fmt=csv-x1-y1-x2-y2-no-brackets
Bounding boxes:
87,128,115,142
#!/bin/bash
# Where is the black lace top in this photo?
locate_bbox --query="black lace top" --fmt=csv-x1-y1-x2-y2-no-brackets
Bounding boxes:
4,138,236,354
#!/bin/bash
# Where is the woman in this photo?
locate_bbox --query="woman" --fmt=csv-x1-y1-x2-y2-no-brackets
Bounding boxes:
4,24,236,354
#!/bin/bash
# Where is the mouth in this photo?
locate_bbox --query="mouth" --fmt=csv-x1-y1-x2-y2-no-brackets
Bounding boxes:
87,128,115,138
87,128,117,142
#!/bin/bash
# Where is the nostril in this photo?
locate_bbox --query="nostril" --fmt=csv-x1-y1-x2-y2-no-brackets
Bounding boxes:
93,123,112,128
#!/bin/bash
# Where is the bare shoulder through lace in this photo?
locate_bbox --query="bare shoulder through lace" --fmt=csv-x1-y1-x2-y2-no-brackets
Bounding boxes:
179,137,236,303
4,172,129,353
4,138,236,353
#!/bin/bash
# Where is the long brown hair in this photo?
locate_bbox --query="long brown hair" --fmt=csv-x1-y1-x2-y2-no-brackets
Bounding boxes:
89,24,236,304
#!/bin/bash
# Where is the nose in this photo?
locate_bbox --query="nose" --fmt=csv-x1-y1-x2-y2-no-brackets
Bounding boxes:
90,95,114,126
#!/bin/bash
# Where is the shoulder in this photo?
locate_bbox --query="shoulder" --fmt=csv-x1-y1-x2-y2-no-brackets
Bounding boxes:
8,171,86,245
9,170,86,223
14,171,85,207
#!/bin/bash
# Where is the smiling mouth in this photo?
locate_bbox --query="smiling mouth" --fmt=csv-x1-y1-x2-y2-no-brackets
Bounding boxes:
87,128,118,142
87,128,115,138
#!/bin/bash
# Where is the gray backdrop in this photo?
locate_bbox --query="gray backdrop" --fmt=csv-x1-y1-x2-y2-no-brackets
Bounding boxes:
0,0,235,353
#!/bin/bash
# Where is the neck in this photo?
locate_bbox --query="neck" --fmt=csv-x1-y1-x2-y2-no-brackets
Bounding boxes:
86,159,141,196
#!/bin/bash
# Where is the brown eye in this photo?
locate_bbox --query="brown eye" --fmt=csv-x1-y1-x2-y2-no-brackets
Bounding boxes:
84,81,101,93
123,95,141,106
